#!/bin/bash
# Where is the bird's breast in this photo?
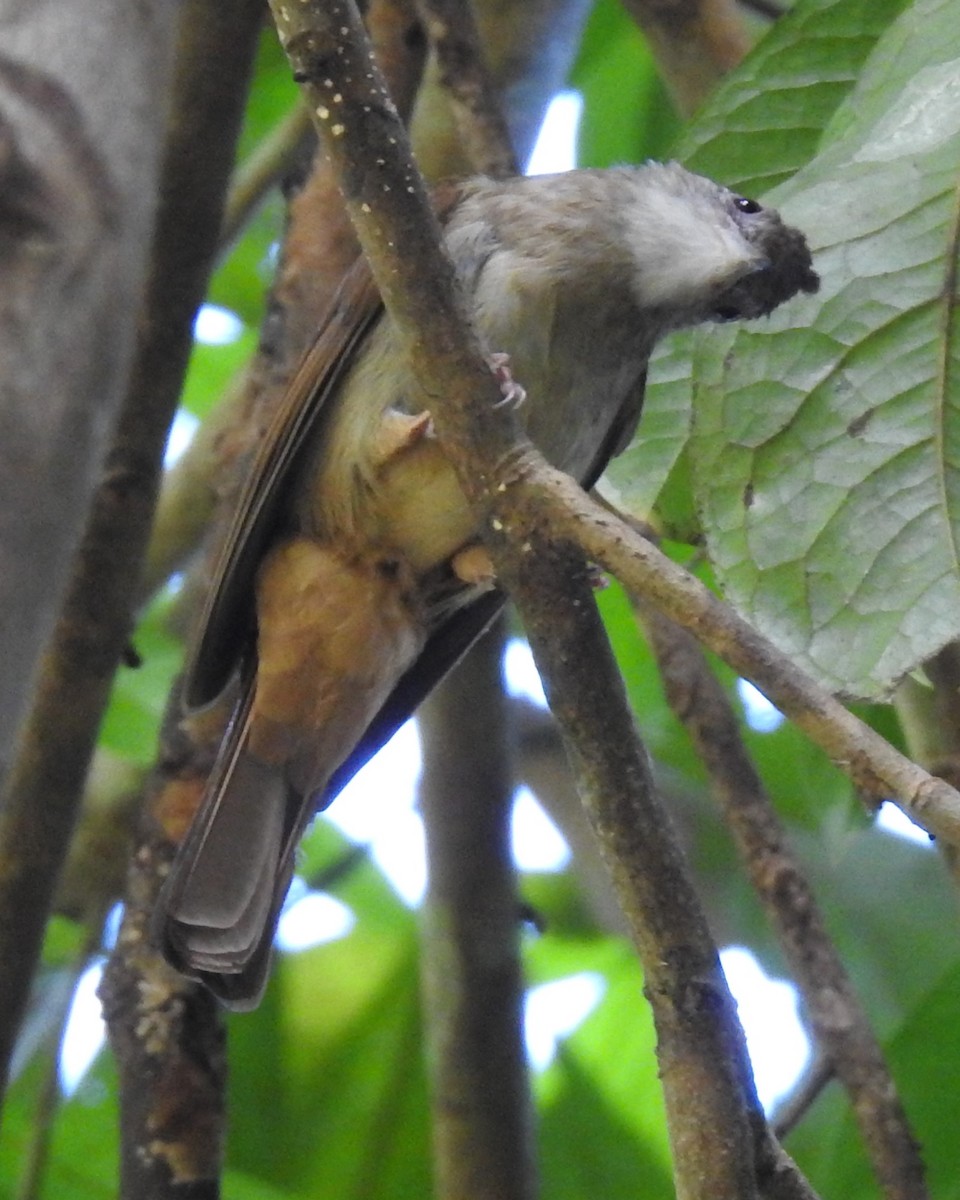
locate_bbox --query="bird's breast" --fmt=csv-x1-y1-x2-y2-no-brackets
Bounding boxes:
294,269,651,579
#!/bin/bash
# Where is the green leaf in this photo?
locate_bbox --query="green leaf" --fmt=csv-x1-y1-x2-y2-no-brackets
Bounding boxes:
0,1052,119,1199
692,0,960,696
607,0,908,538
600,338,696,528
786,962,960,1199
227,912,431,1198
530,937,675,1197
680,0,912,196
569,0,679,168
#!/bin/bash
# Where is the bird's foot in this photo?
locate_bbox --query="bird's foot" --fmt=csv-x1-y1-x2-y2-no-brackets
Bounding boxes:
451,542,496,587
371,409,435,467
587,563,610,590
489,353,526,410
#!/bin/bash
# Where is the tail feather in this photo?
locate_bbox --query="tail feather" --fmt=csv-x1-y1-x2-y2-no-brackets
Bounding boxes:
157,685,299,1009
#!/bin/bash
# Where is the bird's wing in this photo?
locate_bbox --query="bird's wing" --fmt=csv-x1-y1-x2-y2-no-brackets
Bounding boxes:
594,367,648,465
184,257,385,710
184,208,646,802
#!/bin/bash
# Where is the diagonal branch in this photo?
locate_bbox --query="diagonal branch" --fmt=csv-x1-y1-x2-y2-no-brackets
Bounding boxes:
262,1,960,857
641,602,928,1200
409,13,529,1198
531,472,960,847
266,4,810,1198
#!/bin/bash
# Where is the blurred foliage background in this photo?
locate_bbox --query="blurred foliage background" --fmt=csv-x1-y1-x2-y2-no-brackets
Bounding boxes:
3,0,960,1196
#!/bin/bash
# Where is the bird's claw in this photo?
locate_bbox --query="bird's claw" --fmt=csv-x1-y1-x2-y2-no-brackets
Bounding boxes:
451,543,497,587
587,564,609,590
489,353,526,410
371,408,435,467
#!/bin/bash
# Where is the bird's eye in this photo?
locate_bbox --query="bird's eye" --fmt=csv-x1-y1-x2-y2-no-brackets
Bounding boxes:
734,196,762,214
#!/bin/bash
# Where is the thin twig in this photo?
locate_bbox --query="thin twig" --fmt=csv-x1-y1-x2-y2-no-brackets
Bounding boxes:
641,604,928,1200
220,101,315,251
894,645,960,887
773,1056,835,1142
410,0,592,179
514,468,960,847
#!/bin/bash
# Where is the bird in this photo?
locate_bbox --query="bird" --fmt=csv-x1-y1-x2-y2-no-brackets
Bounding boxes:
156,162,819,1008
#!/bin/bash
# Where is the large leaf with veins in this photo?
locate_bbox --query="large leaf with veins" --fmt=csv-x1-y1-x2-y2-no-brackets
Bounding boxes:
601,0,909,541
690,0,960,697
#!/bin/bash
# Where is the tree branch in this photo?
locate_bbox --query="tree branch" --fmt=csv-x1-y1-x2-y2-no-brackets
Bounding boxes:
895,645,960,887
620,0,752,116
538,473,960,847
414,0,518,177
419,620,537,1200
410,0,593,179
515,549,768,1199
0,3,178,767
772,1055,835,1141
0,0,262,1121
220,100,315,251
99,699,227,1199
641,603,928,1200
266,5,796,1196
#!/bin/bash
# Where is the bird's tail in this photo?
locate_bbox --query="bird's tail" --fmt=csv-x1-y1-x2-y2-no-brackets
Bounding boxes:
156,679,297,1010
